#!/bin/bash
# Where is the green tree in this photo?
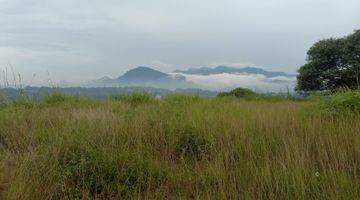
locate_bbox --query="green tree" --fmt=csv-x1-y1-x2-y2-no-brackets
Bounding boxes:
296,30,360,91
343,30,360,86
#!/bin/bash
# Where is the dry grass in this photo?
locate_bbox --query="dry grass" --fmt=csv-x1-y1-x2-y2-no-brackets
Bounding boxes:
0,95,359,199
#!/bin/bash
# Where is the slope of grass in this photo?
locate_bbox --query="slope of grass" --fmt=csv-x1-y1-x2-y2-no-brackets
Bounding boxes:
0,94,359,199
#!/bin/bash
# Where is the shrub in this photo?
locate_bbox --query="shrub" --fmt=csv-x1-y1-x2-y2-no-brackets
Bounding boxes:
11,98,35,109
60,150,117,198
175,126,212,161
319,90,360,113
111,92,153,105
40,93,98,108
59,147,166,198
217,88,260,100
43,93,67,105
218,87,300,101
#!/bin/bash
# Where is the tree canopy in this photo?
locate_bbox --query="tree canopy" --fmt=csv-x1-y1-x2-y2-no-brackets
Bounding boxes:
296,30,360,91
217,88,258,98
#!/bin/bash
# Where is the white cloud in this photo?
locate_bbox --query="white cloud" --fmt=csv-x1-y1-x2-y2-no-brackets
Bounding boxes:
173,73,296,92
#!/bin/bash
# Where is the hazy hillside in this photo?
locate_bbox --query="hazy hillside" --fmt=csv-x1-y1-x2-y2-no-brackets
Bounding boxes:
117,66,170,82
87,67,196,89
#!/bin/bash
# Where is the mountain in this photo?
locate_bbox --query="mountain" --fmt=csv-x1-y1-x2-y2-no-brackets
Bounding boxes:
116,66,169,82
90,66,195,89
85,66,296,92
174,66,295,78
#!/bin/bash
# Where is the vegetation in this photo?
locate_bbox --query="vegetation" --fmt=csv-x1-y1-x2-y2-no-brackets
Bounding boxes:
297,30,360,91
0,92,359,199
111,92,154,105
0,86,217,100
217,87,258,99
317,89,360,114
218,87,295,101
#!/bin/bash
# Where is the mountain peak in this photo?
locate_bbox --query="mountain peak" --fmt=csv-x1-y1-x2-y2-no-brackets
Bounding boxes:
98,76,112,81
117,66,169,82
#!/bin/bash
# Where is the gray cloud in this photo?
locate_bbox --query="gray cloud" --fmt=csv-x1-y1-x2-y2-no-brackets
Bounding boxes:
0,0,359,84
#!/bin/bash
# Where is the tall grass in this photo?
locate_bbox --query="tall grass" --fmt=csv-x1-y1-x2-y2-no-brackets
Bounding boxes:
0,93,359,199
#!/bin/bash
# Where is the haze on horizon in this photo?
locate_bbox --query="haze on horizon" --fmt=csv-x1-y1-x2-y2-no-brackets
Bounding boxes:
0,0,359,85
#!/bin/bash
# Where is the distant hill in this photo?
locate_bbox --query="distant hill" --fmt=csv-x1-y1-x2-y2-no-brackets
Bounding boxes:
97,76,113,82
83,65,296,92
116,66,169,82
89,66,195,89
174,66,295,78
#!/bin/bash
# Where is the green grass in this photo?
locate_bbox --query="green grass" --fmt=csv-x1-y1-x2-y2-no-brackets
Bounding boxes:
0,93,359,199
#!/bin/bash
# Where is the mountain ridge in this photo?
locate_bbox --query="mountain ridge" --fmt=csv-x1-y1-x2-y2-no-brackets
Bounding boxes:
90,66,194,89
87,66,296,92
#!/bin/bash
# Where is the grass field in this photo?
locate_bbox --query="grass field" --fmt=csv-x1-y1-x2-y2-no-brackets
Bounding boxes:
0,93,359,199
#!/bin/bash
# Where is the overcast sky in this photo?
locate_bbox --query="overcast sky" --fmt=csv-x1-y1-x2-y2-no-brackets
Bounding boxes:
0,0,359,84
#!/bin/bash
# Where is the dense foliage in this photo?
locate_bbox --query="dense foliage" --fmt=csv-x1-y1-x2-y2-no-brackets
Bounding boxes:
318,89,360,113
217,87,296,101
296,30,360,91
217,87,258,99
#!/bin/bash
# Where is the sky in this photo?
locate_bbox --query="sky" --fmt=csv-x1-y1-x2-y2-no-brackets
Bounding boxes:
0,0,359,85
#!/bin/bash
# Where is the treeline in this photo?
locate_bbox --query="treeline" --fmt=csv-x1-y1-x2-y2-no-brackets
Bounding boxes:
0,86,218,100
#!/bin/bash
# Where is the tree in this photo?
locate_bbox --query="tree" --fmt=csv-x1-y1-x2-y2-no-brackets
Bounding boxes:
343,30,360,87
296,30,360,91
217,87,258,99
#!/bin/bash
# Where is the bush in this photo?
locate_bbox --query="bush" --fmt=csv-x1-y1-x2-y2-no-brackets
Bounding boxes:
59,147,166,198
60,150,117,198
319,90,360,113
41,93,98,108
217,88,263,100
175,126,212,161
218,87,300,101
43,93,67,105
218,88,257,98
11,98,35,109
111,92,153,105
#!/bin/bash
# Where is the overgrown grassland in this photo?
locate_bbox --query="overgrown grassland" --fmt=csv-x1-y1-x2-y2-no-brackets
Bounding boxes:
0,94,359,199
